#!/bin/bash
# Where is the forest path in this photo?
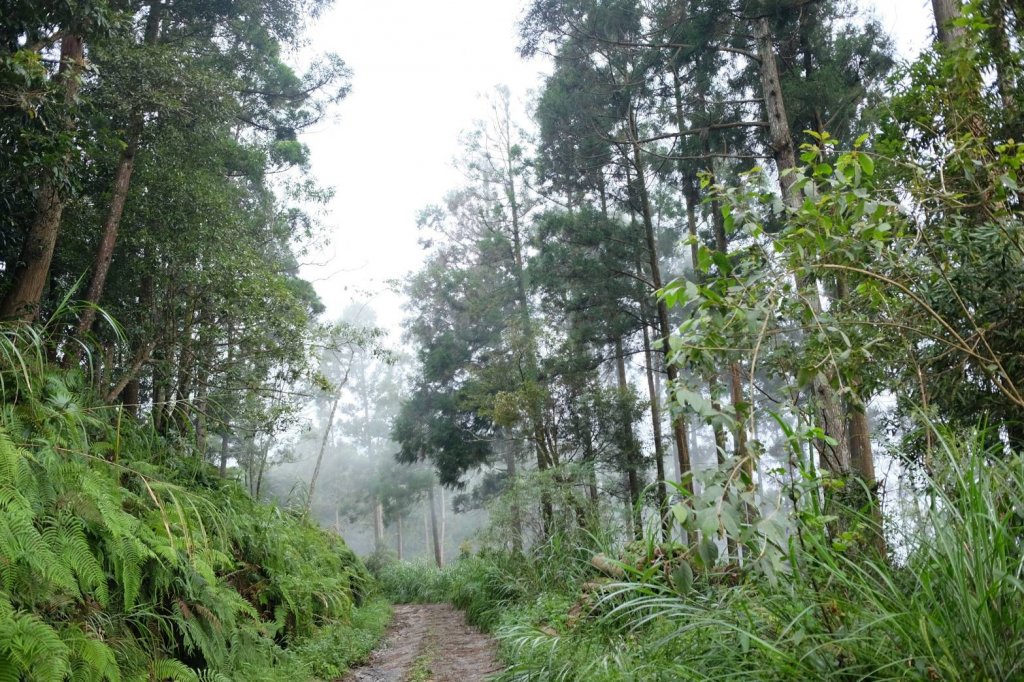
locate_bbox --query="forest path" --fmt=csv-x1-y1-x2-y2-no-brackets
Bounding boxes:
341,603,503,682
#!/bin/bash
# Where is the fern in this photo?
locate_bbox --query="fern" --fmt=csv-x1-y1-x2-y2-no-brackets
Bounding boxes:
0,610,70,681
0,326,375,681
151,658,199,682
56,511,110,607
62,625,120,682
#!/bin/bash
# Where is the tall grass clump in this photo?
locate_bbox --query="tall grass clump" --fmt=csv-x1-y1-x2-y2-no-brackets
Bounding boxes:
374,560,457,604
0,324,385,681
579,430,1024,681
440,421,1024,681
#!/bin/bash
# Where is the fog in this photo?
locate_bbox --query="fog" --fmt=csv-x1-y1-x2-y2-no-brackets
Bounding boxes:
258,302,489,561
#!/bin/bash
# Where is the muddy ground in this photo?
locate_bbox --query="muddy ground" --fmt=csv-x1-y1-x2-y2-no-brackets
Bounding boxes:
341,603,503,682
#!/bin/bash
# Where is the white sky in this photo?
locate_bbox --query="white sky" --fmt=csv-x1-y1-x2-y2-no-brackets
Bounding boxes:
298,0,934,333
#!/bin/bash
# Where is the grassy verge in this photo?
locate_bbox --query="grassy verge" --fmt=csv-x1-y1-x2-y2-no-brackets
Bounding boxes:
286,597,391,680
372,432,1024,681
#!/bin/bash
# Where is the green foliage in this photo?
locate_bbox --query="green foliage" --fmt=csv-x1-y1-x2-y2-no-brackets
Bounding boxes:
436,428,1024,681
284,598,390,680
0,326,381,681
375,561,458,605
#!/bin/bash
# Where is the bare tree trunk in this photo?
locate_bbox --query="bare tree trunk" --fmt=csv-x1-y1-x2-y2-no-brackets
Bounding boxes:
622,472,634,537
984,0,1018,114
75,127,139,334
439,487,447,564
428,485,443,568
423,511,430,559
373,501,384,551
498,93,555,535
170,295,198,433
932,0,966,48
755,16,852,477
193,345,209,456
153,381,167,433
219,432,230,477
76,1,162,336
217,322,234,476
504,438,524,552
708,374,736,560
123,379,140,418
396,516,404,561
615,338,643,538
708,186,753,480
105,340,155,404
627,118,694,495
254,438,272,499
1,35,84,321
306,392,340,517
640,320,670,540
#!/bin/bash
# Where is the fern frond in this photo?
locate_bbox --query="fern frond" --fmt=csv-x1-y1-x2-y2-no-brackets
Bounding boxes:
0,610,71,681
62,624,120,682
151,658,199,682
57,514,110,607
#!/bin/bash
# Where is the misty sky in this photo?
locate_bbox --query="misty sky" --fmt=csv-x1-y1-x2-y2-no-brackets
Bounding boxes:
298,0,934,333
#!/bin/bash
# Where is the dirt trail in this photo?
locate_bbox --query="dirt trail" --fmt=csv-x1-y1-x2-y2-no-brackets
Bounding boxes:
341,603,503,682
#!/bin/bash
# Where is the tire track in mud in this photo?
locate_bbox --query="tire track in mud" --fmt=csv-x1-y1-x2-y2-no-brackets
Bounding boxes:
341,603,502,682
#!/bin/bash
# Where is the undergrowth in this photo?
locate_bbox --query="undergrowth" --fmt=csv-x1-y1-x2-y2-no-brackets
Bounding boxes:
0,325,386,681
379,431,1024,681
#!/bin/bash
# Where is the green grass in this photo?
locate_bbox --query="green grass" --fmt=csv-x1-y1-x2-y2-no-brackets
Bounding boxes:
409,649,436,682
285,598,391,680
395,430,1024,681
375,560,457,603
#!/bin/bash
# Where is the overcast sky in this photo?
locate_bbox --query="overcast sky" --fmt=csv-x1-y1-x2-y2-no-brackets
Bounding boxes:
298,0,935,333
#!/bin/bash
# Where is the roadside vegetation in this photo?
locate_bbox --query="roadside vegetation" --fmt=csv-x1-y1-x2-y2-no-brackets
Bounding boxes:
4,0,1024,680
0,328,386,681
376,430,1024,681
377,3,1024,680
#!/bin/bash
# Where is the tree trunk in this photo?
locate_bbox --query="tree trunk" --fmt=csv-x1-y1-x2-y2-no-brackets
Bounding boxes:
508,169,553,534
708,374,736,560
373,501,385,552
153,380,167,433
1,35,84,321
123,379,140,417
984,0,1018,116
193,336,210,455
428,485,443,568
439,487,447,563
627,115,694,495
254,438,272,499
423,511,430,560
217,322,234,476
641,317,670,540
306,392,340,517
615,338,643,538
932,0,966,48
105,340,155,404
75,126,140,335
219,431,230,477
622,472,635,537
170,295,198,433
707,172,753,480
504,437,524,552
755,16,852,477
76,1,162,336
396,516,404,561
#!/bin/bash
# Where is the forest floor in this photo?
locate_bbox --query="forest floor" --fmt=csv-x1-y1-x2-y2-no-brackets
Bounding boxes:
340,603,502,682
